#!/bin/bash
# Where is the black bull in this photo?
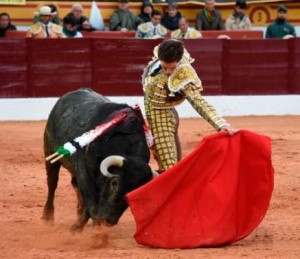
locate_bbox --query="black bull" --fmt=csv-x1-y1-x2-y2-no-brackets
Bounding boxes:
42,89,155,231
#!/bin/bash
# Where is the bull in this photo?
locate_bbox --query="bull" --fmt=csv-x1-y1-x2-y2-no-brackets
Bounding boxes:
41,89,155,231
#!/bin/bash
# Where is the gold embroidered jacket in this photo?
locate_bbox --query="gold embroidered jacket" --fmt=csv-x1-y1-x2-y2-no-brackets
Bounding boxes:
136,22,167,39
171,27,202,39
27,22,63,38
143,46,228,131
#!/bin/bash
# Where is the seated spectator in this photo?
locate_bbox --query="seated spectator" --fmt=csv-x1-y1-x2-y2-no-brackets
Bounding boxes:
0,12,17,37
109,0,143,31
265,5,296,39
196,0,225,31
136,10,167,39
67,4,96,32
161,2,182,31
225,0,251,30
33,4,61,25
62,15,83,38
26,6,63,38
171,17,202,39
138,1,154,23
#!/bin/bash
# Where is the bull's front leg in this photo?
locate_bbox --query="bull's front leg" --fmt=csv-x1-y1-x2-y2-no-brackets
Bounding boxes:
70,206,90,232
71,176,85,219
70,176,97,232
41,160,61,224
73,165,100,230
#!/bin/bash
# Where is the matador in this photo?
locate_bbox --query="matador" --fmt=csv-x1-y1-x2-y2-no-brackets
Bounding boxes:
142,39,235,172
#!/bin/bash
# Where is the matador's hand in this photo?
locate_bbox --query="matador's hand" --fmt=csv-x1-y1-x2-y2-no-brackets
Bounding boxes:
220,124,237,136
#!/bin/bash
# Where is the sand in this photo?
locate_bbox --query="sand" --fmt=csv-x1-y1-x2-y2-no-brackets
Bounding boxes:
0,116,299,258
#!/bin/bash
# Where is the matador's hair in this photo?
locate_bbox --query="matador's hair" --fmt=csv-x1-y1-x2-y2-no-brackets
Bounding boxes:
158,39,184,63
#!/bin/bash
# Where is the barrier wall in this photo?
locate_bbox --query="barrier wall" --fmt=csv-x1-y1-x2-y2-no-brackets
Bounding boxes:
0,38,299,98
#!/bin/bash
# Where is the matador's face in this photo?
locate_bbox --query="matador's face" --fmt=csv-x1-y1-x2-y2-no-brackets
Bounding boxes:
160,61,178,76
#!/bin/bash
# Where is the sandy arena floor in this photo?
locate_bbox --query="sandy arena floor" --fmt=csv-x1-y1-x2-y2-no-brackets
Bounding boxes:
0,116,299,258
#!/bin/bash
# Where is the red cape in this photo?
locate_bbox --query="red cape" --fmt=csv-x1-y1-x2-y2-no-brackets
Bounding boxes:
126,130,274,248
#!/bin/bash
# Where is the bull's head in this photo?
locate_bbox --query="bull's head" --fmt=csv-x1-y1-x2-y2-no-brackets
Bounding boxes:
97,155,158,226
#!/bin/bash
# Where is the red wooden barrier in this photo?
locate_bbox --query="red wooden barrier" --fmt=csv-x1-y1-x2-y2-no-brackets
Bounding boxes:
28,38,93,97
184,39,223,94
92,38,158,95
289,38,300,94
223,39,290,95
0,38,299,98
0,39,27,97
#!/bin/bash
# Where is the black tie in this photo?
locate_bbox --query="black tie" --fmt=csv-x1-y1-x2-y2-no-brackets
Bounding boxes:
153,26,156,35
45,25,50,38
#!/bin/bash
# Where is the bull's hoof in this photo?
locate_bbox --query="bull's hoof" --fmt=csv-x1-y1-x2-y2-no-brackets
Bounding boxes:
94,218,113,227
41,212,54,225
70,223,84,233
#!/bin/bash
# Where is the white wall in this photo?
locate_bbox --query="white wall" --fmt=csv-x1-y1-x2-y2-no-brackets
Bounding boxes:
1,95,299,121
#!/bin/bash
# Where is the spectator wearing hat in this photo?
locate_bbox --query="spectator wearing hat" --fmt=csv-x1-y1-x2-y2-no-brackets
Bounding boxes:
62,14,83,38
0,12,17,37
66,4,96,32
171,17,202,39
109,0,143,31
33,4,61,25
195,0,225,31
161,2,182,31
138,1,154,23
136,10,167,39
225,0,251,30
265,5,296,39
26,6,63,38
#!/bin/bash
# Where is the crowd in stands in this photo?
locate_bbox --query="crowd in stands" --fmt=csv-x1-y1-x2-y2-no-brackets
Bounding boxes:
0,0,297,39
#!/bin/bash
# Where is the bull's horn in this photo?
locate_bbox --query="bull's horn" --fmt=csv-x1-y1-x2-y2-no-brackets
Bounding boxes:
152,169,159,178
100,155,124,177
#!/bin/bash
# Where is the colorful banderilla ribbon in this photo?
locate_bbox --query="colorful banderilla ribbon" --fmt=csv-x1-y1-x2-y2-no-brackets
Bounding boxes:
45,112,127,164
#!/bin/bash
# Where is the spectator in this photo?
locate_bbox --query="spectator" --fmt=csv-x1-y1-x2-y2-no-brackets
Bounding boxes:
161,2,182,31
67,4,96,32
26,6,63,38
109,0,143,31
138,1,154,23
136,10,167,39
0,12,16,37
33,4,62,25
171,17,202,39
225,0,251,30
62,15,83,38
265,5,296,39
196,0,225,31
